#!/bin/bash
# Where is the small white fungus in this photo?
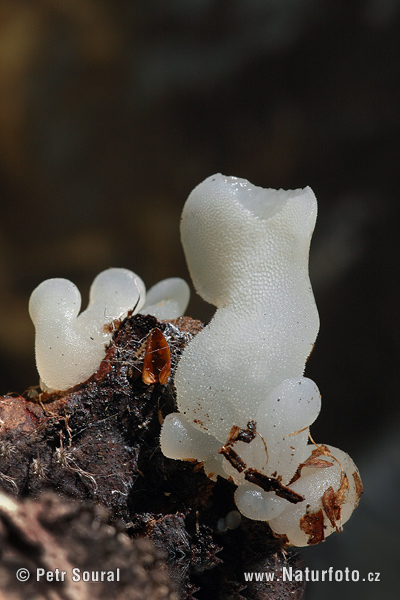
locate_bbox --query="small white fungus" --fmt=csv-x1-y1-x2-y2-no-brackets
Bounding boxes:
29,267,189,391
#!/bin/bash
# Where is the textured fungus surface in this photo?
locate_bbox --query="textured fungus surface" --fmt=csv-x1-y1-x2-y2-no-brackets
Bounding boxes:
173,175,319,439
161,175,362,546
0,312,305,599
29,268,190,391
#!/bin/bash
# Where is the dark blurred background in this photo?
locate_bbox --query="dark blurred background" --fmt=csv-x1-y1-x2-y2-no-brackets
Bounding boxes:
0,1,398,597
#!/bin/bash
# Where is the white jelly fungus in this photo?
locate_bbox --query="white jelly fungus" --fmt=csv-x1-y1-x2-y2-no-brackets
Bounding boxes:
160,174,362,547
29,267,189,391
28,173,362,546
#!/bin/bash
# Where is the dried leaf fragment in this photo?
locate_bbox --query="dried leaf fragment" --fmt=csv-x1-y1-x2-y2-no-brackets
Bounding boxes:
289,451,334,485
142,327,171,385
308,443,333,458
299,508,325,545
353,471,363,507
322,486,342,529
321,474,349,530
337,473,350,504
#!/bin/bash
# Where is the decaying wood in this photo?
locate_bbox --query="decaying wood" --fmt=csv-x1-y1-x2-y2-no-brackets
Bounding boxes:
0,492,175,600
0,312,306,599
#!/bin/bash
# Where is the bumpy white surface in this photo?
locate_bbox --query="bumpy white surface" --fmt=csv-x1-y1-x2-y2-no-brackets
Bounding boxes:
267,445,360,546
76,268,145,343
29,268,189,391
166,174,319,439
141,277,190,320
223,378,321,486
160,174,361,546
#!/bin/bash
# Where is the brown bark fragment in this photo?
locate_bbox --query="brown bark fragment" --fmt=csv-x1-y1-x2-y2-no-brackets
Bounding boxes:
244,468,305,504
218,422,258,474
300,508,325,545
226,424,242,444
226,421,257,445
218,445,247,473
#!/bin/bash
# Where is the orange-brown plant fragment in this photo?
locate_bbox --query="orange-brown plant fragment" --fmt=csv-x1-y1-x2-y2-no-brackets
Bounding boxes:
322,486,342,528
289,445,334,485
142,327,171,385
321,474,350,530
299,508,325,545
353,471,363,507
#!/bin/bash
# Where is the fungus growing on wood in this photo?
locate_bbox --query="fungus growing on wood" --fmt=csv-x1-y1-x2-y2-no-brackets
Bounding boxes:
160,174,362,546
29,267,189,391
27,173,362,547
